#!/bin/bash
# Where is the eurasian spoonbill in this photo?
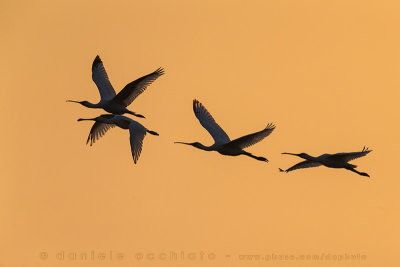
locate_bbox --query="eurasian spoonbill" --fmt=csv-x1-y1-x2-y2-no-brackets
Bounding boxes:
68,55,164,118
78,114,159,164
175,99,275,162
279,146,372,177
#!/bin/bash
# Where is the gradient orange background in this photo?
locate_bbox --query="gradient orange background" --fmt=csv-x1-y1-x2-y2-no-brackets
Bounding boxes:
1,0,399,266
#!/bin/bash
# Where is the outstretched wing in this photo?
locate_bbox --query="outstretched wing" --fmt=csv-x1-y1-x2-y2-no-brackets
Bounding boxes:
86,121,115,146
228,123,275,149
332,146,372,162
193,99,230,145
280,160,322,173
129,123,147,164
113,67,164,107
92,55,116,102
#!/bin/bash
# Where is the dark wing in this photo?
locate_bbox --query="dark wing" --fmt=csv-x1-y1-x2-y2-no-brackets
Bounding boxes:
86,121,115,146
280,160,322,173
332,146,372,162
193,99,230,145
113,67,164,107
129,123,147,164
91,55,116,101
228,123,275,149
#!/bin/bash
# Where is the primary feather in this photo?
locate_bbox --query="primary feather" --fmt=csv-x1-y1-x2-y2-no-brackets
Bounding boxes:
86,121,115,146
193,99,231,145
113,67,165,107
229,123,275,149
91,55,116,102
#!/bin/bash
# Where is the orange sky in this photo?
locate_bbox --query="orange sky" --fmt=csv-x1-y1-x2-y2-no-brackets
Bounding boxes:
1,0,399,266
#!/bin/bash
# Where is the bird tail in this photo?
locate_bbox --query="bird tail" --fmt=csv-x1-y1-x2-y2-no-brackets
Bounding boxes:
147,130,159,136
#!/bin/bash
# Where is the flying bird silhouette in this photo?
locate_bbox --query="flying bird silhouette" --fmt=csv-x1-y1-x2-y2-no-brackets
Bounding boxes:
175,99,275,162
78,114,159,164
279,146,372,177
67,55,164,118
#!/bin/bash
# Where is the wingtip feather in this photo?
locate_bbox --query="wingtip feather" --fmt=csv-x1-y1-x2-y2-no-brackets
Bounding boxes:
266,122,276,130
193,99,200,112
92,55,102,68
155,67,165,76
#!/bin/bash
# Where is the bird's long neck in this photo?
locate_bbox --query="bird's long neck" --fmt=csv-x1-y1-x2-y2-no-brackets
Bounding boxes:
283,152,316,161
194,143,213,151
175,142,212,151
301,154,315,161
67,100,100,108
77,118,95,122
82,102,100,108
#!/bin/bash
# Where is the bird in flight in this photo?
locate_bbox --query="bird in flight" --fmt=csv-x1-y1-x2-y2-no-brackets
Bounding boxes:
67,55,164,118
279,146,372,177
175,99,275,162
77,114,159,164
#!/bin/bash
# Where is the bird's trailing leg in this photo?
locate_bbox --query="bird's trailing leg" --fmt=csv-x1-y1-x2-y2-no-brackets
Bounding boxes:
346,167,370,178
127,110,145,118
243,152,268,162
147,130,159,136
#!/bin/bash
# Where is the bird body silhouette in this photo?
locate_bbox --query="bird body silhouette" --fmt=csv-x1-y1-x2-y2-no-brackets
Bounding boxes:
175,100,275,162
279,147,372,177
78,114,159,164
68,55,164,118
